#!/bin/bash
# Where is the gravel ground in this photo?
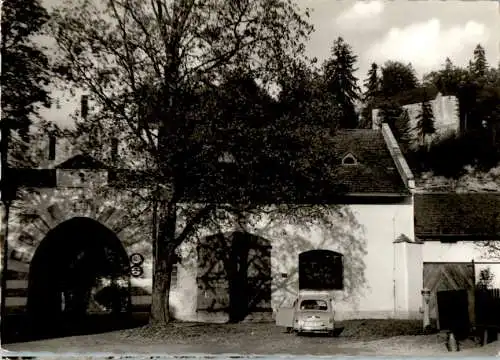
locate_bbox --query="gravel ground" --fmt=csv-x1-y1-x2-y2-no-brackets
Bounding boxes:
2,320,498,357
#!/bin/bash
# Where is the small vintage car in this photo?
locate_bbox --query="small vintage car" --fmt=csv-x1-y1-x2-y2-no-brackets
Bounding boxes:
276,290,342,336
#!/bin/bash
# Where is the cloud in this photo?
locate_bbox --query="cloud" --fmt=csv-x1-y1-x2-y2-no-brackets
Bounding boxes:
335,0,384,30
366,19,490,76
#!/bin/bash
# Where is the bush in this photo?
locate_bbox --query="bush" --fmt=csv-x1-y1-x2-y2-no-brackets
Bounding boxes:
407,130,500,178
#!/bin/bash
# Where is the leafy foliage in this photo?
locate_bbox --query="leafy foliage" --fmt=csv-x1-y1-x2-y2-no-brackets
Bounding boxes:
1,0,52,206
380,61,419,98
1,0,51,134
476,268,495,290
415,44,500,177
49,0,358,325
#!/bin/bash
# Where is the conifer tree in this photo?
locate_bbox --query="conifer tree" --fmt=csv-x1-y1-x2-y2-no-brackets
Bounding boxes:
470,44,487,78
416,97,436,147
363,63,380,100
359,63,380,129
396,109,412,151
323,37,361,128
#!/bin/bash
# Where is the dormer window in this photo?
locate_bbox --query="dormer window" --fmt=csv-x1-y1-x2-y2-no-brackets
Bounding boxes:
342,153,358,166
218,152,235,164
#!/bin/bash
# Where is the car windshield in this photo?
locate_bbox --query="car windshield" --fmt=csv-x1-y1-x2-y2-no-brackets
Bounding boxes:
299,299,328,311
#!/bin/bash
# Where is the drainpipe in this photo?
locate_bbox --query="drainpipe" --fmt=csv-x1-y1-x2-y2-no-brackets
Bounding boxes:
392,215,396,316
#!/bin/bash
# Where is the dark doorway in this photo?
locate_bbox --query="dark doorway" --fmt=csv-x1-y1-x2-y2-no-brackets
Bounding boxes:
423,262,475,328
27,217,132,339
197,231,271,322
299,249,344,290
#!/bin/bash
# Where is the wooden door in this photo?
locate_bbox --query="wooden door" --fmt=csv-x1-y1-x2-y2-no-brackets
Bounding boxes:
196,232,271,321
423,262,475,328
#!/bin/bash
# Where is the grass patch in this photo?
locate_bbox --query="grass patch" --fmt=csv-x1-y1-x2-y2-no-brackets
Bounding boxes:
118,318,425,343
337,319,425,340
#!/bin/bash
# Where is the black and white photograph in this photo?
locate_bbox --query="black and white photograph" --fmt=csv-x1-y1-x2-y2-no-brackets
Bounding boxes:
1,0,499,357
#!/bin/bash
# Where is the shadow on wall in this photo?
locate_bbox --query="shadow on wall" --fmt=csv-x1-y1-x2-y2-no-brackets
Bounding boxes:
191,205,368,322
196,232,271,323
254,205,368,313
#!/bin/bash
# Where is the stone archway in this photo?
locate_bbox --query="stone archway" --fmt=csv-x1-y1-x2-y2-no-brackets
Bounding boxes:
26,217,131,336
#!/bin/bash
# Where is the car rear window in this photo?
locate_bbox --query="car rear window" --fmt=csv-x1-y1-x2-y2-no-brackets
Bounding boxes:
299,299,328,311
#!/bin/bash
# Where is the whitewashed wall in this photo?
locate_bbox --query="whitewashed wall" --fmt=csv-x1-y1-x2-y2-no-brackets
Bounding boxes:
170,202,416,321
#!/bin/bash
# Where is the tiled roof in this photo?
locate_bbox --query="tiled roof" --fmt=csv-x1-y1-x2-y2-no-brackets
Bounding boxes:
173,129,409,202
55,153,108,169
14,130,410,203
414,193,500,239
324,129,408,194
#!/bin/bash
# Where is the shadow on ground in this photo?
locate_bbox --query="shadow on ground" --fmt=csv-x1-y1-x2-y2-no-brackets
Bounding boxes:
2,312,150,344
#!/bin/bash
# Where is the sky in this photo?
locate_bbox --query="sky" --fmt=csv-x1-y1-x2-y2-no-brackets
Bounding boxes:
40,0,499,128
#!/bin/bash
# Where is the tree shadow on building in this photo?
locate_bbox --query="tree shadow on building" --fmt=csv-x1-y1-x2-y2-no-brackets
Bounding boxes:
197,231,271,323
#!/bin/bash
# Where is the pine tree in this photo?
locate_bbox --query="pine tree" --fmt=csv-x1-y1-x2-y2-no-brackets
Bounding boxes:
416,97,436,147
363,63,380,100
323,37,361,128
471,44,487,78
359,63,380,129
396,109,412,151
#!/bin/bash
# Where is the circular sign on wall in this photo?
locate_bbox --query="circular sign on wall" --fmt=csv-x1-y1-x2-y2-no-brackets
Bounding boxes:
130,253,144,266
130,265,144,277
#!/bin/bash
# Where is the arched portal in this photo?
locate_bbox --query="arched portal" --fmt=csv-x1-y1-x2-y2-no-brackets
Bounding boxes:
27,217,131,336
299,249,344,290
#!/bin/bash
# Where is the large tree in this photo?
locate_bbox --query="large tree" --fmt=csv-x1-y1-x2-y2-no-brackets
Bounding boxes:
359,63,380,129
470,44,488,78
380,61,419,98
323,37,360,129
50,0,346,325
277,59,340,131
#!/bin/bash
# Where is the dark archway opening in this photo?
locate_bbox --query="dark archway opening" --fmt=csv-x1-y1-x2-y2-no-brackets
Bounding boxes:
197,231,272,323
299,249,344,290
26,217,133,339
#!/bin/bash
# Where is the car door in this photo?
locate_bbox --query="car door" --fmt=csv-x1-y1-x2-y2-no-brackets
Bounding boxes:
276,298,297,328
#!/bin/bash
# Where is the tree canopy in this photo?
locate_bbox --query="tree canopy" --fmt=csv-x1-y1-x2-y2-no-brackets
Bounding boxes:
1,0,51,135
49,0,351,325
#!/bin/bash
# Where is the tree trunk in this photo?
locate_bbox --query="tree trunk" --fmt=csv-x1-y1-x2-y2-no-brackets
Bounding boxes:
1,125,11,326
150,199,177,325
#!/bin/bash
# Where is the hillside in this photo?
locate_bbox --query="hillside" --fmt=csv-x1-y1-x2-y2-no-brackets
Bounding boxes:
415,165,500,193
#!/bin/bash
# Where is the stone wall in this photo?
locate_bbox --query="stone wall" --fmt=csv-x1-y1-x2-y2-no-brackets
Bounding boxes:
372,93,460,147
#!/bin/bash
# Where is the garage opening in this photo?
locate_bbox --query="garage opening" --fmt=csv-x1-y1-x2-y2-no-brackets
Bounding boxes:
27,217,132,338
